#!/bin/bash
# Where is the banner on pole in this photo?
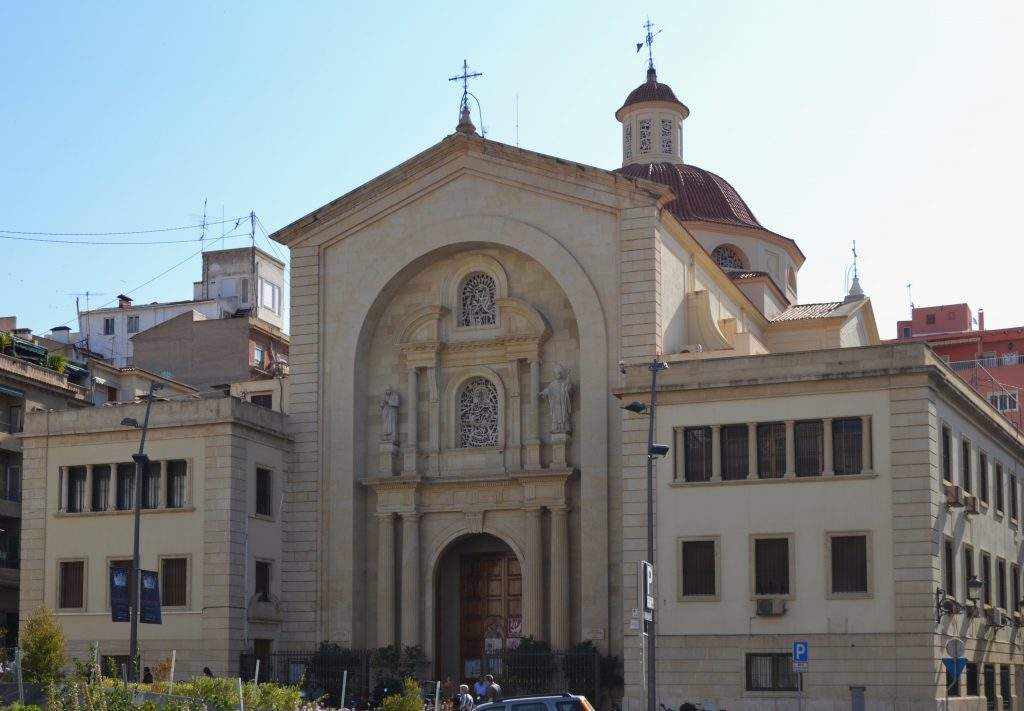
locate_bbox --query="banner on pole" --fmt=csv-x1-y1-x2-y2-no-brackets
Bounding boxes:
110,567,131,622
140,569,162,624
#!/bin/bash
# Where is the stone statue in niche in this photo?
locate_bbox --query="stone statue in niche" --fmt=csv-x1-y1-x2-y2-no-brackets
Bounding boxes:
540,365,573,434
379,387,400,443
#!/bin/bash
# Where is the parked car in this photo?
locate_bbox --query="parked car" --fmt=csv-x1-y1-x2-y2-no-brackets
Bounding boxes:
475,694,595,711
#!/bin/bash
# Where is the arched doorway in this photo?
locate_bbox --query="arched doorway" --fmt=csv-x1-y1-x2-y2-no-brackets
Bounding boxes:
435,533,523,682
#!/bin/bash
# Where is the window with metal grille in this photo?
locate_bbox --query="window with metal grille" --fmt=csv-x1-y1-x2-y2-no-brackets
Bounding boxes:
996,463,1005,512
984,664,995,711
832,418,863,475
962,439,972,492
1011,475,1019,519
255,560,271,602
967,664,979,697
680,540,716,597
161,558,187,607
997,559,1007,609
103,317,115,335
141,461,160,509
964,547,975,601
794,420,823,476
116,463,134,510
942,426,952,481
66,466,86,513
91,465,110,511
830,535,868,594
756,423,786,478
110,559,134,608
944,539,956,596
982,553,992,606
745,653,800,692
59,560,85,609
250,393,273,409
1000,666,1011,709
166,460,186,508
719,425,748,480
683,427,712,482
256,467,273,517
754,537,789,595
1013,564,1021,611
979,452,989,503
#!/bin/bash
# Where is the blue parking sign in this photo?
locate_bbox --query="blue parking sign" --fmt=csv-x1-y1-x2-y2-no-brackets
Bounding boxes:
793,641,809,663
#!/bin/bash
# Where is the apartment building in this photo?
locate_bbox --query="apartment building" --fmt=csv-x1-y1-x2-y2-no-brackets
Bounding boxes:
619,342,1024,711
18,396,290,676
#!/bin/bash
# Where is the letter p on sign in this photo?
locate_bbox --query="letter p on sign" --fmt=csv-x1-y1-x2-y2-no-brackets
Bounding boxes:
793,641,808,663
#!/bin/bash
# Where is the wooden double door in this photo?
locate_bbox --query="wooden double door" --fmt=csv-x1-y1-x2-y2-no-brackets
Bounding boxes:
459,552,522,679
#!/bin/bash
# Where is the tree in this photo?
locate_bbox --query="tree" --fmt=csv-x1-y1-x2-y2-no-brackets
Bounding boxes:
20,607,67,684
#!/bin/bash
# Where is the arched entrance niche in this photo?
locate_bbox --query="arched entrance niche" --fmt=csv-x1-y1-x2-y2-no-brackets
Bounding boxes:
433,532,524,683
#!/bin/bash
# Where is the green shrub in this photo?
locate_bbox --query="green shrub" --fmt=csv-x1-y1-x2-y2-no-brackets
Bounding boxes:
46,353,68,374
154,677,302,711
380,678,423,711
20,607,66,684
2,704,43,711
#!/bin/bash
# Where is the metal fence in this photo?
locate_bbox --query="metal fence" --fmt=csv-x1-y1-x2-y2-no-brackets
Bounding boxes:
239,649,601,706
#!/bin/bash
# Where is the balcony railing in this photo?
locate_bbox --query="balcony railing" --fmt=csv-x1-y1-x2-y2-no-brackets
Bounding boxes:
950,354,1024,371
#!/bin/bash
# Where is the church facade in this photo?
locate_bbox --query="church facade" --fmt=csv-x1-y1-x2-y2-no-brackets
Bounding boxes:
271,63,879,687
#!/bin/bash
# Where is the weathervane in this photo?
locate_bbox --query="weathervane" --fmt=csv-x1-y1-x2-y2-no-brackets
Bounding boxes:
635,17,662,71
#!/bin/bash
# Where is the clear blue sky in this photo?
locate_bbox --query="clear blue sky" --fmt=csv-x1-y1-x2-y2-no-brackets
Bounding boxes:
2,1,1022,338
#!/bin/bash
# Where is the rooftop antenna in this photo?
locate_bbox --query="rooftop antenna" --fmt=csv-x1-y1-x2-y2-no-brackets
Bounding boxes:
906,283,914,311
514,94,519,147
449,59,485,137
67,291,106,351
845,240,864,300
636,16,662,71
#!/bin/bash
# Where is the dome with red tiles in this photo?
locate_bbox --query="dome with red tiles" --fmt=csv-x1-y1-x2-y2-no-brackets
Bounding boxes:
616,68,689,119
615,161,763,230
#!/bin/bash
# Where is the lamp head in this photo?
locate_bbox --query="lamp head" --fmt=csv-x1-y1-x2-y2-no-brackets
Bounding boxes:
649,443,671,458
120,417,140,429
967,575,984,602
622,401,648,415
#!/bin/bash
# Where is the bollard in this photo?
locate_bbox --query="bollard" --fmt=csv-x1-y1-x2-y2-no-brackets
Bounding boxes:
15,648,25,705
238,677,245,711
169,650,177,696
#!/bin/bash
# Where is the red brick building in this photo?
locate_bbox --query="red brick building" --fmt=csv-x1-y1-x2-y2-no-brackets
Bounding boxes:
889,304,1022,428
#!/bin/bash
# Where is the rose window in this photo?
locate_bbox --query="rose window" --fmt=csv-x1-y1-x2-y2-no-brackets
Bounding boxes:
458,378,500,448
458,273,497,327
711,245,748,271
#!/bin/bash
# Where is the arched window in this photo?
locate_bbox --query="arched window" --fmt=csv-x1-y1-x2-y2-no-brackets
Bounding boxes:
458,378,500,447
458,272,497,327
711,245,748,271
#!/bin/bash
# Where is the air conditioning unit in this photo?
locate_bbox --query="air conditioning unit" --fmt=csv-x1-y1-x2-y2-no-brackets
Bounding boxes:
756,598,786,617
944,483,966,508
964,493,980,515
986,608,1009,628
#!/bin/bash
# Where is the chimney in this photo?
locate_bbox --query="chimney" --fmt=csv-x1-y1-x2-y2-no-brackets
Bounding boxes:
50,325,71,344
978,309,985,331
117,294,133,309
12,327,31,339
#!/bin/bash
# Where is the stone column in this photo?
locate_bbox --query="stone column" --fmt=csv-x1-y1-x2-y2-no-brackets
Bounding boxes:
861,415,872,473
507,360,522,469
549,506,570,649
428,368,441,476
823,418,834,476
523,508,545,639
400,513,421,647
376,513,396,646
747,423,758,479
525,360,542,469
711,425,722,481
404,368,418,476
784,420,796,477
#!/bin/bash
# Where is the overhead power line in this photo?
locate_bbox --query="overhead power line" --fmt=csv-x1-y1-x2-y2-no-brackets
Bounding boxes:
0,233,249,246
0,215,248,237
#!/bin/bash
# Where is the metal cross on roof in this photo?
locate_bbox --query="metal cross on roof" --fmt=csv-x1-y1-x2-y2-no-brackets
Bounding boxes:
635,17,663,70
449,59,483,113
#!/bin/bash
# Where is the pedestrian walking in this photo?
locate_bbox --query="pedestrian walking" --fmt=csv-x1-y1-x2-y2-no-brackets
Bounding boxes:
484,675,502,702
457,684,474,711
473,677,488,702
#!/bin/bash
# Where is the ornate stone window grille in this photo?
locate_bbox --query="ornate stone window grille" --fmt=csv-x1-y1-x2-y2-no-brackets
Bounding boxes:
638,119,652,154
661,119,673,154
711,245,748,271
623,123,632,159
458,378,500,447
458,272,497,327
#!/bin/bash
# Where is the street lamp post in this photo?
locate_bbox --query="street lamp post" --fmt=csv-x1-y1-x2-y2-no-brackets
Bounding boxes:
622,356,670,711
120,381,162,681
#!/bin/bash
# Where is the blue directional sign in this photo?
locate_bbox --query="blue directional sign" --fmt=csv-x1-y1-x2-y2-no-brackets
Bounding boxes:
943,657,968,679
793,641,809,663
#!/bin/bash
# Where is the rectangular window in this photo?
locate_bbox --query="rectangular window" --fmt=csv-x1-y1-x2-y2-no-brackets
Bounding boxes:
832,418,863,475
967,663,979,696
259,278,281,315
989,390,1019,412
255,560,272,601
66,466,86,513
116,463,134,510
126,315,140,334
256,467,273,517
998,559,1007,609
166,460,186,508
1000,667,1011,710
794,420,823,476
756,423,786,479
91,465,110,512
59,560,85,609
1013,564,1021,612
964,546,975,601
683,427,712,482
105,385,119,403
241,277,250,304
745,653,800,692
680,539,716,597
720,425,748,480
830,534,868,594
1011,475,1019,519
8,405,23,434
962,439,972,493
996,463,1005,512
1,464,20,501
944,539,956,596
142,461,160,509
979,452,989,504
250,393,273,409
754,537,790,596
942,426,952,481
253,346,266,368
103,317,115,335
982,552,992,606
161,557,187,607
984,664,995,710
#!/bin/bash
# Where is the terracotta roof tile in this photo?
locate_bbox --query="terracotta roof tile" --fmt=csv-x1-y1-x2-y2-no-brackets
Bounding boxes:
770,302,844,322
619,71,689,113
